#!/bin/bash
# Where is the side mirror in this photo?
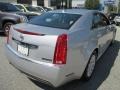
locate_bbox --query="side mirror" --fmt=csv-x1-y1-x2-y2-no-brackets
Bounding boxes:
110,21,115,24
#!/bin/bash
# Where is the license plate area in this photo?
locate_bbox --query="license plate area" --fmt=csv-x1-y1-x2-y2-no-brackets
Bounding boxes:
17,44,29,56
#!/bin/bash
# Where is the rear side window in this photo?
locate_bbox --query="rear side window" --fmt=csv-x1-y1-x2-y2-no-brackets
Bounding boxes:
16,5,24,10
29,13,81,29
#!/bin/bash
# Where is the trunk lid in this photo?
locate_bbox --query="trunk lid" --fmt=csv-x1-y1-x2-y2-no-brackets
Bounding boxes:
9,23,68,63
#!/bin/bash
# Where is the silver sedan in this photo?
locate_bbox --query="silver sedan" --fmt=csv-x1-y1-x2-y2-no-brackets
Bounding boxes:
5,9,116,87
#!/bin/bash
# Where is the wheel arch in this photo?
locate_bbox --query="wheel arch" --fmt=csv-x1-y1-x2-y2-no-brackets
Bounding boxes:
2,19,16,28
81,47,98,80
86,45,99,62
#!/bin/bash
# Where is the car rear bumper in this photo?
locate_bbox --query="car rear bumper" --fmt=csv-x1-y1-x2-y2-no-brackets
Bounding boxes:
5,44,67,87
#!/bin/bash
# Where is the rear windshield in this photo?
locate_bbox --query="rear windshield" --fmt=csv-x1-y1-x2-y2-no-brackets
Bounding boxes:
29,13,81,29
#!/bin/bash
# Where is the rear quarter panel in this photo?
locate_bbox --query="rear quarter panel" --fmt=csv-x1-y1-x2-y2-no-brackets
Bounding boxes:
64,12,99,78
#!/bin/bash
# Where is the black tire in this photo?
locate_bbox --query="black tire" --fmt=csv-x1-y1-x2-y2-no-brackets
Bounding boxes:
82,51,97,80
3,22,13,36
116,22,120,26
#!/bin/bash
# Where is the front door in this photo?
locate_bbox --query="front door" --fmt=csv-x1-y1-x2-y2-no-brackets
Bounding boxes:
92,13,109,55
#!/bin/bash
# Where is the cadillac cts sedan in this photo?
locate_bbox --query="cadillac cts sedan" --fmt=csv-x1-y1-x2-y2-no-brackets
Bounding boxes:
5,9,116,87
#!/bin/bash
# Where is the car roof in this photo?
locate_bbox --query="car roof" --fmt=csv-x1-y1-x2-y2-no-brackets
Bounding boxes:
13,3,20,5
13,3,28,6
0,2,11,5
14,4,24,6
49,9,97,15
0,2,19,5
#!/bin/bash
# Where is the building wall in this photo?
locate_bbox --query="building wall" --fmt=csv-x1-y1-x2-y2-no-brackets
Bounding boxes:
44,0,50,7
17,0,32,4
37,0,44,6
72,0,85,7
32,0,37,5
42,0,72,9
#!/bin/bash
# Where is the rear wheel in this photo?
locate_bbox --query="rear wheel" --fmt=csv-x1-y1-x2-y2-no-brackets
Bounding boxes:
3,22,13,36
82,51,97,80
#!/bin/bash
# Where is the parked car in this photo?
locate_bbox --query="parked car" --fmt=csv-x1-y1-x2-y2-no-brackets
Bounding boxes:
108,13,120,26
14,4,28,12
6,9,116,87
15,4,51,14
14,4,42,15
14,4,41,15
108,13,118,21
0,2,38,35
114,14,120,26
35,6,52,12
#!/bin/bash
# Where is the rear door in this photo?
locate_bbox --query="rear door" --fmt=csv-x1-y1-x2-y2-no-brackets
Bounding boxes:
99,13,113,47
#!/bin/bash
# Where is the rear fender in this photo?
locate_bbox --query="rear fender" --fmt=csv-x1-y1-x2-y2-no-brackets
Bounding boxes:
1,18,17,27
83,43,98,66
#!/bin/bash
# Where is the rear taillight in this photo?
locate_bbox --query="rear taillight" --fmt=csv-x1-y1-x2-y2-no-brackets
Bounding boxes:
14,28,45,36
53,34,67,64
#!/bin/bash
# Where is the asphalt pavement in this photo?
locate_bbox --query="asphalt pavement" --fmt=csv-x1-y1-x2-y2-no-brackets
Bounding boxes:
0,27,120,90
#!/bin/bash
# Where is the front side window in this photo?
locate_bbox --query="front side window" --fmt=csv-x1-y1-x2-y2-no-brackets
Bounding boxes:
15,5,24,10
92,13,110,29
25,6,39,12
29,13,81,29
100,13,110,26
6,4,20,12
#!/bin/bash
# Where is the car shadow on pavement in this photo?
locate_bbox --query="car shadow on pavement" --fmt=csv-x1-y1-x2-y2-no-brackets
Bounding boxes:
30,40,120,90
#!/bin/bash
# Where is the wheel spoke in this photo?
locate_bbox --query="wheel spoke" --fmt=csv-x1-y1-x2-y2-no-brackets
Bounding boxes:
87,55,96,77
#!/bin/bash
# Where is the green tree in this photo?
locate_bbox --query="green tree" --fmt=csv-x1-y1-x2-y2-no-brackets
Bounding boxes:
118,0,120,13
85,0,100,10
107,5,117,13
